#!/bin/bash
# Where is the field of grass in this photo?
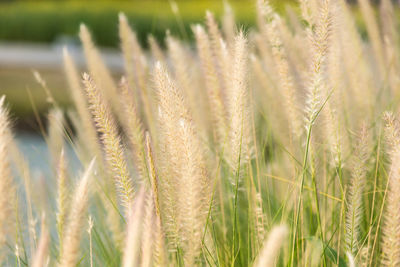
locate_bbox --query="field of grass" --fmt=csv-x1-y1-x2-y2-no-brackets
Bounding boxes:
0,0,292,128
0,0,369,126
1,0,400,266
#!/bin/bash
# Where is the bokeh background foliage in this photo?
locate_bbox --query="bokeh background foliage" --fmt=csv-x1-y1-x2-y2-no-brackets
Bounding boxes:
0,0,263,48
0,0,372,48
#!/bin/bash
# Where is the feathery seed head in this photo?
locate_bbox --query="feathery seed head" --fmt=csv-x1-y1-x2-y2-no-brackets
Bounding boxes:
59,158,95,267
0,96,15,260
255,225,288,267
83,73,134,215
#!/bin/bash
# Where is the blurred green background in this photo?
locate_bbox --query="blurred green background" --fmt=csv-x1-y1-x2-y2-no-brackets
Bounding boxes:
0,0,284,48
0,0,372,49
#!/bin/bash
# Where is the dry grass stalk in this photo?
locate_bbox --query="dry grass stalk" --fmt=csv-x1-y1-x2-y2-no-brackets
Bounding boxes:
56,149,69,250
154,62,211,265
64,49,123,246
122,188,146,267
83,73,134,214
47,109,65,166
345,125,369,255
206,11,231,95
222,1,236,45
381,147,400,266
140,194,156,267
144,133,167,266
255,225,288,267
193,24,229,151
118,78,147,185
145,132,161,219
227,32,253,172
87,216,94,267
59,159,95,267
63,48,100,158
357,0,386,78
0,96,15,262
382,113,400,266
304,0,332,129
166,34,206,133
79,24,121,117
256,0,301,139
119,13,154,131
32,216,50,267
148,35,166,64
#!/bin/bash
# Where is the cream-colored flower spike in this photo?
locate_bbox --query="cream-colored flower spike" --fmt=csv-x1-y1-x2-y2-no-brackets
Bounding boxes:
59,158,95,267
79,24,121,118
122,188,146,267
83,73,134,215
382,113,400,267
193,24,229,153
32,217,50,267
254,225,288,267
154,62,211,265
0,96,16,263
63,47,100,158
